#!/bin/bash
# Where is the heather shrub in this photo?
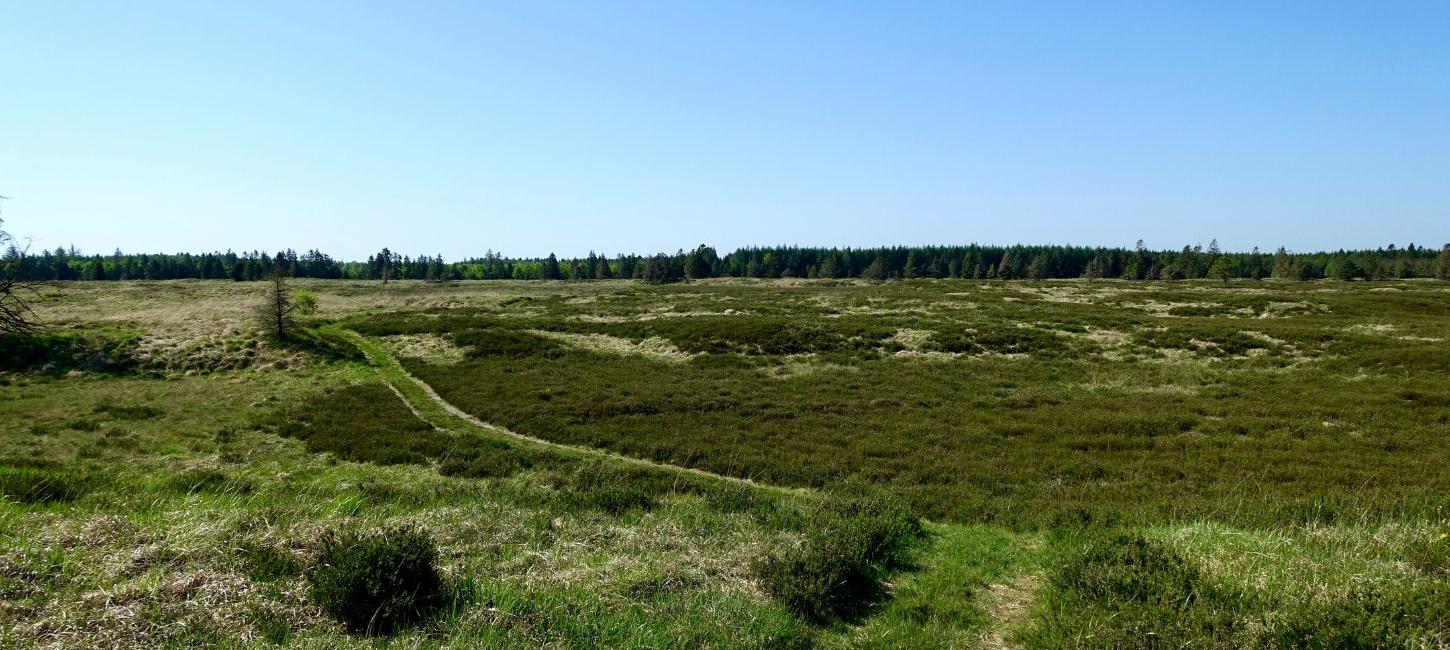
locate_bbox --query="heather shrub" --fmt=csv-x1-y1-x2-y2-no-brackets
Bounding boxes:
307,526,445,635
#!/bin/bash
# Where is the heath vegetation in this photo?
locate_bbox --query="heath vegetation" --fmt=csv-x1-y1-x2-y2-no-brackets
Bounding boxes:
2,275,1447,647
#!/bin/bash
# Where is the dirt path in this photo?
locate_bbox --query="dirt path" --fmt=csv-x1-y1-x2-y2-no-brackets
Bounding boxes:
342,330,803,496
977,574,1042,649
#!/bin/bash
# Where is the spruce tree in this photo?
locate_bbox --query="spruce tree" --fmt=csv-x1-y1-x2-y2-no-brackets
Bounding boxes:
818,254,839,279
860,254,888,281
1272,247,1293,279
1248,247,1265,280
997,251,1016,280
255,268,316,340
1026,254,1048,280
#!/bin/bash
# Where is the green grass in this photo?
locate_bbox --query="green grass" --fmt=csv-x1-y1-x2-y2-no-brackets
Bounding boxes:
3,278,1449,648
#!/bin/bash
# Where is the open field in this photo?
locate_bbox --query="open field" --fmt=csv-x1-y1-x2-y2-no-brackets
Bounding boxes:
3,278,1449,648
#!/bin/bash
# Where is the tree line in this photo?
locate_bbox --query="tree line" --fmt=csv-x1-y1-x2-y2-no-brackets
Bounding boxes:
5,240,1450,283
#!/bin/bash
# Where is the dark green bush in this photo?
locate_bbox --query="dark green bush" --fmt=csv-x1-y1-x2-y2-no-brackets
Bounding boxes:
1024,534,1248,648
238,541,303,581
934,326,1072,356
0,331,140,374
1271,583,1450,648
755,491,923,622
0,467,94,504
277,383,448,465
307,526,445,635
451,328,562,358
93,403,163,420
564,461,669,514
1407,534,1450,576
1055,534,1201,607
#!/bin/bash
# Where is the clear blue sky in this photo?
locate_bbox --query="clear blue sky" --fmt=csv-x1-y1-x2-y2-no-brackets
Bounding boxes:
3,1,1447,259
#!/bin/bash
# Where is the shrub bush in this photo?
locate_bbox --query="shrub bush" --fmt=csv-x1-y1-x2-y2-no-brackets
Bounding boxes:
1054,534,1200,607
1271,582,1450,648
307,526,445,635
755,491,923,622
452,328,562,358
238,541,303,581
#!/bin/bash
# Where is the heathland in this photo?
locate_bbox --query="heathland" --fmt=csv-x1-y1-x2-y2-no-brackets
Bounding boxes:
2,278,1448,648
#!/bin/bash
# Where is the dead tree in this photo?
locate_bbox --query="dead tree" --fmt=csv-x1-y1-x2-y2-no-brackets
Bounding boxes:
0,205,42,336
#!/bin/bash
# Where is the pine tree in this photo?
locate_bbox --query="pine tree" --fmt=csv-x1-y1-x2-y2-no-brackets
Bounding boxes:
685,245,716,280
1208,257,1234,285
540,253,561,280
594,257,612,279
1436,244,1450,280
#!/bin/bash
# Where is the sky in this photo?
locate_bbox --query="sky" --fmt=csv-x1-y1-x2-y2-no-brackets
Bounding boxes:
3,1,1448,260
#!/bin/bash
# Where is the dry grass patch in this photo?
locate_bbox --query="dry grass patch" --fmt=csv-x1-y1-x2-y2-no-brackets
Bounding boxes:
528,330,696,362
379,334,468,365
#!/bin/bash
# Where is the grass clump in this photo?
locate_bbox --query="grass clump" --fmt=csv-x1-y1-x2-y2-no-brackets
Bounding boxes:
755,490,924,622
167,468,254,495
237,541,304,581
1023,533,1243,648
1054,534,1203,608
307,525,447,636
0,466,95,504
92,402,163,419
